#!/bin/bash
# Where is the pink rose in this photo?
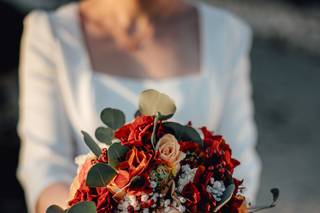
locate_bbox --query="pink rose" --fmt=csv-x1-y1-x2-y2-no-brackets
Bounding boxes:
156,134,186,175
69,154,95,200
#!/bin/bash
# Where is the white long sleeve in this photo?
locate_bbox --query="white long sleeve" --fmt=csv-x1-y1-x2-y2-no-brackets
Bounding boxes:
17,11,76,213
16,2,262,211
218,54,261,202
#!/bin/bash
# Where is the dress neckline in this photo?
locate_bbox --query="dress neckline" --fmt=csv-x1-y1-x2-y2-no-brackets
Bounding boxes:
71,2,208,83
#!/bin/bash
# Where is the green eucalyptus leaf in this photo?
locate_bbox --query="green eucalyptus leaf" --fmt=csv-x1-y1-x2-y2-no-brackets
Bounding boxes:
46,205,65,213
158,113,175,120
139,89,176,119
108,142,130,167
86,163,117,187
81,131,102,157
163,122,203,147
213,184,235,212
95,127,113,145
151,112,161,149
129,176,144,188
68,201,97,213
100,108,126,130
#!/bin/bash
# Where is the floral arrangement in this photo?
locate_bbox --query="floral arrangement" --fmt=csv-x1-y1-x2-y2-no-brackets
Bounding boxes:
47,89,278,213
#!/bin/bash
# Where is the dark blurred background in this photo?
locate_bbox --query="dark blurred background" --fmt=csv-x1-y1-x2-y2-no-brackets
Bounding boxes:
0,0,319,212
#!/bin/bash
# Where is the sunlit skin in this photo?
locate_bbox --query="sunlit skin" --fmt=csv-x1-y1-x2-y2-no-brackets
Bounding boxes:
36,0,201,212
79,0,200,80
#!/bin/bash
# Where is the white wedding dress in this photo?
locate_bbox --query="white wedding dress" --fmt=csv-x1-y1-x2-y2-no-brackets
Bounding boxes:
17,2,261,212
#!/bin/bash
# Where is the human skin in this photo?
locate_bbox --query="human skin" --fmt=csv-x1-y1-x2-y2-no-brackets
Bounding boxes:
36,182,70,213
36,0,200,212
79,0,200,80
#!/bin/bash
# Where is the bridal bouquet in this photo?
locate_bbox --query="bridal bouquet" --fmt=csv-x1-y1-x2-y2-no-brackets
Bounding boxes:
47,89,278,213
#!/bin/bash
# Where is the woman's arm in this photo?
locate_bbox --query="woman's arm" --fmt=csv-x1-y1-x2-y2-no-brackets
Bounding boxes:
36,183,70,212
17,11,76,213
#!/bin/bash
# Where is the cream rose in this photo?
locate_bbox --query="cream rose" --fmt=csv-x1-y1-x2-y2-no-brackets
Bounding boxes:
156,134,186,174
156,207,180,213
69,153,96,200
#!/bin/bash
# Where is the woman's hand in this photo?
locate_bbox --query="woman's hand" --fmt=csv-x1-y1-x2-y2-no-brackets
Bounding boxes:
36,182,70,213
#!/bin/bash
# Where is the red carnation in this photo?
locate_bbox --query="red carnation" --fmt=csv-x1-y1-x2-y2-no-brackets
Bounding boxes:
115,116,154,147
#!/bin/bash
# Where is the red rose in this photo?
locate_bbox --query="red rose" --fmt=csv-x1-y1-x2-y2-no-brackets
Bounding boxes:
127,173,152,196
200,127,240,174
108,147,154,199
220,195,247,213
68,182,116,213
115,116,154,147
179,141,201,153
118,146,153,178
97,148,108,163
182,182,201,212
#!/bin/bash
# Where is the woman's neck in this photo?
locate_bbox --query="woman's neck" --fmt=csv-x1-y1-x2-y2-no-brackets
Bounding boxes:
79,0,196,50
81,0,192,22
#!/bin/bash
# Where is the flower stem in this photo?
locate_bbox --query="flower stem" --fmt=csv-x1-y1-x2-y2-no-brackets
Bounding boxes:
151,112,161,150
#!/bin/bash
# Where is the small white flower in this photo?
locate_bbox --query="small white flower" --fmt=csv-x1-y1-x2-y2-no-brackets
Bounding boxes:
172,200,177,207
177,205,186,212
207,180,226,202
141,194,149,202
150,181,157,188
164,199,171,207
179,197,186,203
117,203,123,210
122,201,129,209
143,209,149,213
164,207,171,212
151,193,159,202
210,177,215,185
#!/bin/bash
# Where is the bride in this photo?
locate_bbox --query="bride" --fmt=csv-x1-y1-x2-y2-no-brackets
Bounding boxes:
17,0,261,212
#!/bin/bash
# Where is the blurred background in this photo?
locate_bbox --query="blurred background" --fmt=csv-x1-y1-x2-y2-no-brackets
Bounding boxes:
0,0,319,212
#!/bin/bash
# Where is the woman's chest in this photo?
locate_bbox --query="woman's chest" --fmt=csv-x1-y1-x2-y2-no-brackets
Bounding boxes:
85,17,200,80
87,39,199,80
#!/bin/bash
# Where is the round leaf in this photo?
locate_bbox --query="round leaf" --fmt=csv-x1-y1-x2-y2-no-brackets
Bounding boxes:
139,89,176,118
163,122,203,147
95,127,113,145
100,108,126,130
129,176,144,189
81,131,102,157
86,163,117,187
108,143,130,167
68,201,96,213
46,205,65,213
